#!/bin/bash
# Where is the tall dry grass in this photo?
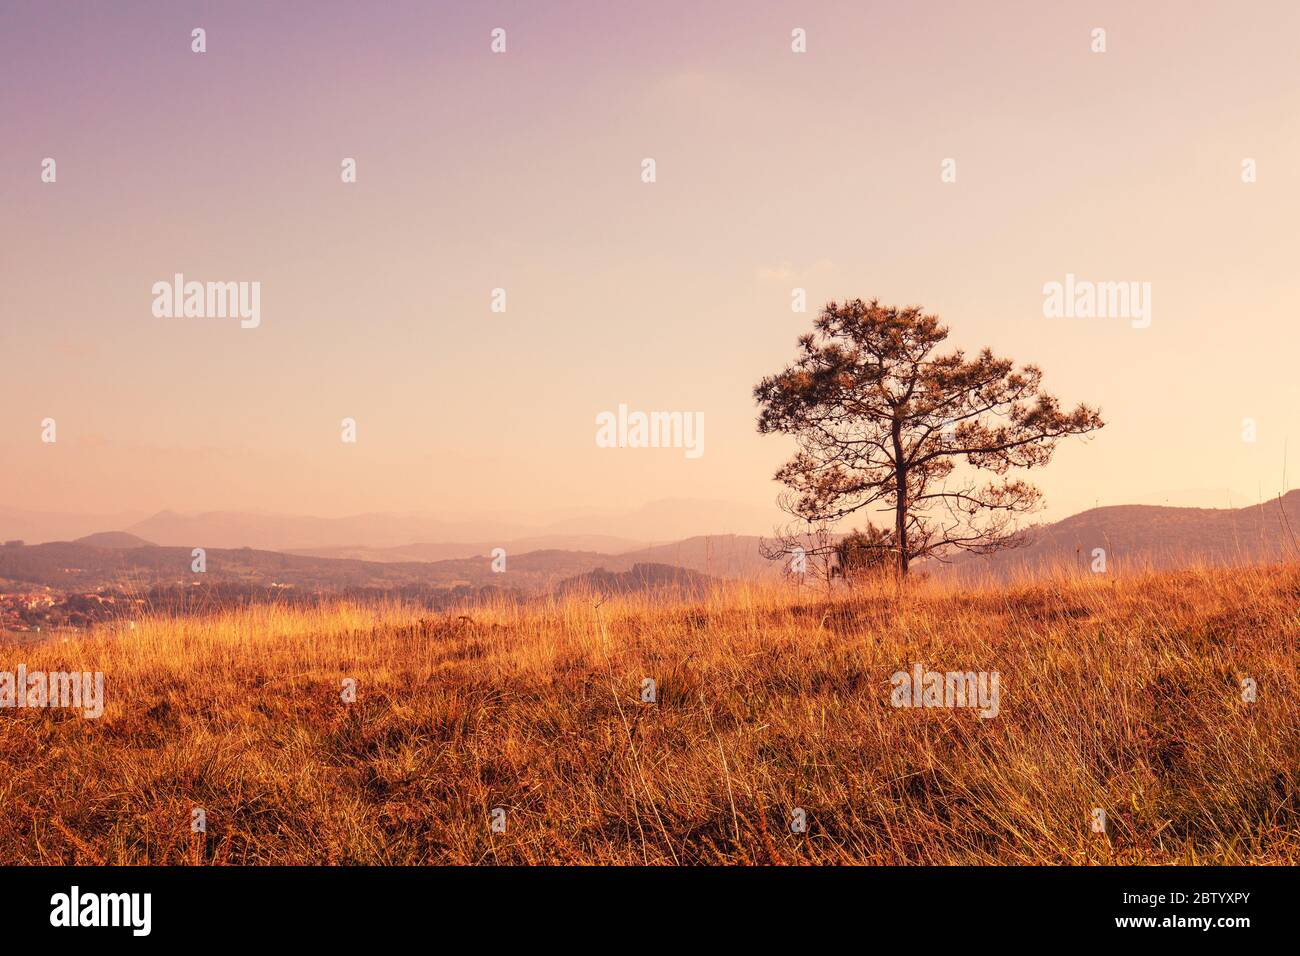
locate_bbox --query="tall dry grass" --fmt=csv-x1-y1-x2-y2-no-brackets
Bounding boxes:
1,563,1296,864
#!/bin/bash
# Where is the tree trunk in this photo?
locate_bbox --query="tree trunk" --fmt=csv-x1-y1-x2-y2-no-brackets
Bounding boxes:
892,417,909,577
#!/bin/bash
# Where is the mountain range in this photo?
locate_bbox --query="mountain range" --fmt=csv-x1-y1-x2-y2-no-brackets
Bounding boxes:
0,533,763,595
2,492,1297,597
0,498,781,551
945,490,1300,578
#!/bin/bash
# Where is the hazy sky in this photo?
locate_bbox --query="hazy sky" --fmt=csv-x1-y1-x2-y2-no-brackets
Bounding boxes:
3,0,1298,531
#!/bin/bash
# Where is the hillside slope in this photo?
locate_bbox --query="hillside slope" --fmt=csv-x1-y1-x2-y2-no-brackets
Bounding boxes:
1,565,1293,864
943,491,1300,578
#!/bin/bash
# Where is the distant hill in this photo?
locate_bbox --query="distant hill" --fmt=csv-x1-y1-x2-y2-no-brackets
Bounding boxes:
288,534,648,563
942,491,1300,578
539,499,781,541
556,562,715,596
0,507,149,544
0,534,766,597
73,531,156,549
115,499,782,551
618,534,780,578
0,540,451,592
123,510,521,552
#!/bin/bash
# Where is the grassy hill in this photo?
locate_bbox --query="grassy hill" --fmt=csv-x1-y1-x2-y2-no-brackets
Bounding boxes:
2,564,1294,864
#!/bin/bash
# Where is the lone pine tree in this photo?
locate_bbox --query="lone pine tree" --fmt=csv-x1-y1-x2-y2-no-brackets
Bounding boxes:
755,299,1104,576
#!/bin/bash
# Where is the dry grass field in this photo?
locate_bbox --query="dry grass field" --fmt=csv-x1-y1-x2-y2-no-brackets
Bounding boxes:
1,564,1296,865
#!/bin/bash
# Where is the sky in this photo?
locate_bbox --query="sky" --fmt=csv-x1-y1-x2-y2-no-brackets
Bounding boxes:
2,0,1298,534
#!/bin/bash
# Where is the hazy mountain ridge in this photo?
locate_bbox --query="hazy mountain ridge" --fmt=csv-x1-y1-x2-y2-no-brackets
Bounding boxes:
555,563,716,596
944,491,1300,578
286,534,650,563
0,498,783,551
0,507,150,545
4,493,1298,599
0,537,769,595
73,531,157,549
